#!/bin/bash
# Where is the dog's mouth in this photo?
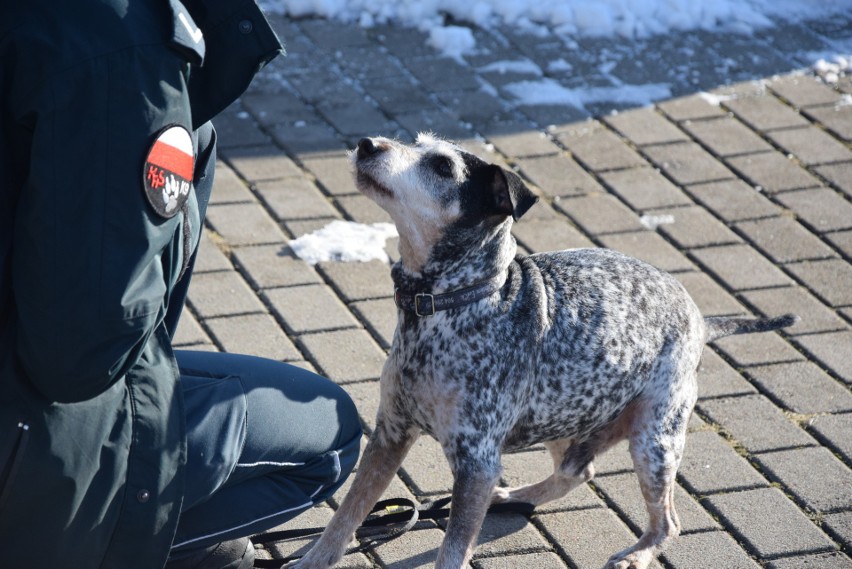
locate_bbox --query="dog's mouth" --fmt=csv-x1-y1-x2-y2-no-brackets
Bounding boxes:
355,168,394,199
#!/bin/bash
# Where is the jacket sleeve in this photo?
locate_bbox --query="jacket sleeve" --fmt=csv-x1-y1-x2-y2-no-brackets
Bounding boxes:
10,16,195,403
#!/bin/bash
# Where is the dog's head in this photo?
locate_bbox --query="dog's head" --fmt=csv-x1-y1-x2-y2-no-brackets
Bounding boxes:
351,133,538,272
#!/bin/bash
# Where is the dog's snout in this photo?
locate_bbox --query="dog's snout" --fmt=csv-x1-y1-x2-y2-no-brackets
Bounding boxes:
357,137,381,160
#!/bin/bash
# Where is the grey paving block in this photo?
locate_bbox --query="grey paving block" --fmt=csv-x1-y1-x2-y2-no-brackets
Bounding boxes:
745,361,852,414
678,430,767,495
827,230,852,258
270,121,346,156
222,145,302,182
792,331,852,385
342,380,381,431
241,91,318,127
194,230,234,273
823,511,852,551
437,88,513,125
188,271,266,318
735,216,837,264
603,107,689,146
804,104,852,142
768,75,845,108
697,394,818,453
662,530,761,569
755,447,852,512
172,308,210,347
674,271,746,317
473,552,568,569
210,161,256,204
511,218,595,253
704,487,835,559
776,187,852,233
815,162,852,199
205,313,302,361
404,56,480,91
593,473,720,534
468,513,550,559
766,126,852,167
554,194,645,236
299,151,358,197
726,152,821,194
598,231,695,273
481,125,561,158
317,260,394,303
300,18,372,49
808,413,852,464
400,436,454,496
786,260,852,308
697,348,758,399
206,203,288,246
553,122,646,172
263,284,359,334
394,108,473,141
724,94,810,131
514,153,603,198
212,111,271,148
372,526,444,569
299,329,387,383
652,206,742,249
231,245,322,289
767,552,852,569
318,99,395,137
643,142,735,186
682,116,774,157
657,94,728,122
254,177,340,222
350,298,396,351
691,244,793,291
599,166,693,211
712,330,804,368
685,179,782,222
335,195,393,225
594,439,635,476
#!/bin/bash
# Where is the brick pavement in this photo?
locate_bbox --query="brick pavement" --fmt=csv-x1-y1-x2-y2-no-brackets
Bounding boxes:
175,11,852,569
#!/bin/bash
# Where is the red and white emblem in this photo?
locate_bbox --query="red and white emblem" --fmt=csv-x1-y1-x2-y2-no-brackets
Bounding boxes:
143,125,194,218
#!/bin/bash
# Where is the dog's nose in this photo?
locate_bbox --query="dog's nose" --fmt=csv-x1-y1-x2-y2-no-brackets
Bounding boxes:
357,137,380,160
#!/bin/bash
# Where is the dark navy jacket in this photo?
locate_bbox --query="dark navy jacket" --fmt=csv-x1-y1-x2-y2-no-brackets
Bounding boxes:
0,1,282,566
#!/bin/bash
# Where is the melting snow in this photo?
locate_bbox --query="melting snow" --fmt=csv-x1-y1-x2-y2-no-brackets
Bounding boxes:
289,220,398,264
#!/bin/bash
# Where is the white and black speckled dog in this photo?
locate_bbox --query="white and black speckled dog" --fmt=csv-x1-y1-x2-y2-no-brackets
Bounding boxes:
291,134,797,569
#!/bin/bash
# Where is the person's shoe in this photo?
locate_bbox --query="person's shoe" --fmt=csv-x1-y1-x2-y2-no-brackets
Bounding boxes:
164,537,255,569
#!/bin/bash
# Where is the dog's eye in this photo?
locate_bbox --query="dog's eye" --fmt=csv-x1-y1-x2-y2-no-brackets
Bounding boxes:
432,156,455,178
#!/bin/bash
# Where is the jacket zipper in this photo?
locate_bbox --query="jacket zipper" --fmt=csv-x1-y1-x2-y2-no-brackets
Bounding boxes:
0,421,30,513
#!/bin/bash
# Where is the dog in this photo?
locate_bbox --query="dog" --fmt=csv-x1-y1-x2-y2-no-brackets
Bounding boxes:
289,133,797,569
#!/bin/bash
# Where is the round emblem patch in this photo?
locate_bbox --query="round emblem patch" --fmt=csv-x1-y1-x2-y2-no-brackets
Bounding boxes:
143,125,194,218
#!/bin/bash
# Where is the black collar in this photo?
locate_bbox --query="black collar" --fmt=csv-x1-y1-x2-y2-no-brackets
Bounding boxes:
394,277,503,316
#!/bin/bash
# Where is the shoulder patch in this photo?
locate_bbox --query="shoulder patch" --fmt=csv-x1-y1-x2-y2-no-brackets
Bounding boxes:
143,125,194,218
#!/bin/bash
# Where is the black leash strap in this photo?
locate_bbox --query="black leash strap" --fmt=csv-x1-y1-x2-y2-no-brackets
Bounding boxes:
251,497,534,568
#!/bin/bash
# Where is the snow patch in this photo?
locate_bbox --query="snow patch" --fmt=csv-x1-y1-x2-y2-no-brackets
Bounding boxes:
640,214,675,230
289,220,398,265
504,79,671,108
427,25,476,60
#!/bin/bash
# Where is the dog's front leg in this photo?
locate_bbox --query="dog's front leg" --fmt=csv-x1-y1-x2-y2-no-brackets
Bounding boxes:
436,458,501,569
292,420,419,569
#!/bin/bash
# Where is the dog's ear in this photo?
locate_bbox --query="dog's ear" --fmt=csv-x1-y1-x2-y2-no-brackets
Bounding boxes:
488,165,538,221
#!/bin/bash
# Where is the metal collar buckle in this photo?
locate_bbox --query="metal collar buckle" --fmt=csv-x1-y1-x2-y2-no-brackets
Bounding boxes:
414,293,436,317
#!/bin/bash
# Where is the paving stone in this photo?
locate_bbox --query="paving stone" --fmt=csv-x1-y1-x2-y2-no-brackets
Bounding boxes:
793,331,852,384
270,121,346,156
705,487,835,559
755,447,852,512
692,244,793,290
342,380,381,431
599,231,695,273
697,348,758,399
652,205,742,249
241,91,319,127
372,526,444,569
316,259,393,303
212,110,271,148
299,328,387,383
474,552,568,569
593,473,720,534
808,413,852,464
768,74,845,108
188,271,266,318
263,284,359,334
674,271,747,317
335,195,393,224
222,145,303,182
400,436,454,496
735,216,837,263
194,230,234,273
205,313,302,361
318,98,396,137
643,142,735,185
467,513,550,559
210,161,256,204
254,177,340,222
300,18,372,49
786,260,852,308
514,153,603,198
603,107,690,146
173,308,210,347
553,122,647,172
299,151,358,197
741,287,848,336
350,298,396,351
827,230,852,258
404,56,481,91
678,430,767,495
804,104,852,141
823,511,852,551
554,194,645,236
724,94,811,131
776,188,852,233
599,167,693,211
726,149,823,194
511,217,595,253
231,245,323,289
697,394,818,453
662,530,761,569
815,162,852,199
685,179,782,222
206,202,288,246
657,94,728,122
767,126,852,166
481,124,561,158
594,439,635,476
363,75,438,114
437,88,513,125
745,361,852,414
394,108,474,141
712,330,803,368
683,116,774,157
767,551,852,569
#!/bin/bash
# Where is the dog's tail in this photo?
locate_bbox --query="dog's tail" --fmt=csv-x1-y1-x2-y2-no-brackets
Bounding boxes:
704,313,799,343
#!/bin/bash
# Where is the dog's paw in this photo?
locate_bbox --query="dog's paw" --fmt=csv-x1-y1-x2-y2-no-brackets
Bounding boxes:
490,486,512,504
604,552,652,569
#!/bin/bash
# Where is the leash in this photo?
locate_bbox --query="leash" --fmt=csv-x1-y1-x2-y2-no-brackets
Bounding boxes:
251,497,535,567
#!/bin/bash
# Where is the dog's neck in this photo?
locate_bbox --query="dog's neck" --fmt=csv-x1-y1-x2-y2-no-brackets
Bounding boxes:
392,219,515,293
